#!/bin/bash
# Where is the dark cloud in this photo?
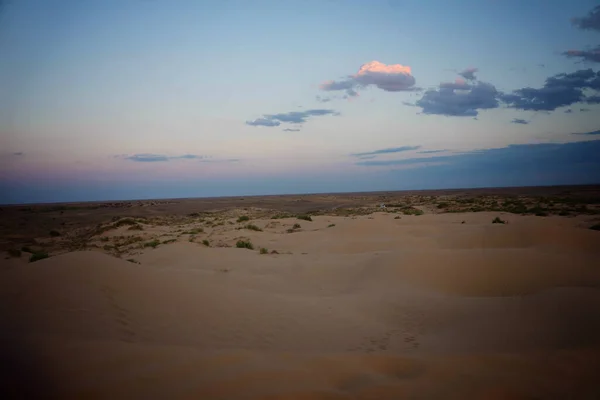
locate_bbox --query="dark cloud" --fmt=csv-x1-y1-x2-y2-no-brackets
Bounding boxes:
564,108,573,113
458,67,478,81
352,146,421,158
415,81,500,117
500,69,600,111
571,5,600,32
572,129,600,135
511,118,529,124
586,95,600,103
13,152,23,156
320,61,417,98
124,154,204,162
354,140,600,189
246,109,338,128
580,107,591,111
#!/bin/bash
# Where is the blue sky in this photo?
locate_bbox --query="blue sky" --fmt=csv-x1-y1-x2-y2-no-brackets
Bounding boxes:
1,0,599,204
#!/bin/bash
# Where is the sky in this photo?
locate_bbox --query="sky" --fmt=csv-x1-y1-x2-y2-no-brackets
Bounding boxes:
1,0,600,204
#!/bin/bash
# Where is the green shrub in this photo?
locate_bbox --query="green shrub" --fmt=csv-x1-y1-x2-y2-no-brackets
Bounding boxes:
297,215,312,221
327,224,336,227
144,239,160,248
244,224,263,231
237,216,250,222
236,240,254,249
492,217,506,224
202,239,210,247
402,207,424,216
29,251,49,263
259,247,268,254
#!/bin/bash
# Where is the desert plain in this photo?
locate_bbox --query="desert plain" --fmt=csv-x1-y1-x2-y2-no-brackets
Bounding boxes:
1,185,600,399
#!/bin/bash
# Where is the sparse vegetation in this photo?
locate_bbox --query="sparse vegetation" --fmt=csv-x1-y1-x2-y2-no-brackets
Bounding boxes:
236,239,254,250
126,258,140,264
327,223,336,227
259,247,268,254
270,250,279,254
49,230,61,237
394,216,401,220
21,246,33,253
202,239,210,247
297,215,312,221
271,214,289,219
244,224,263,231
128,224,144,231
7,248,21,258
402,207,424,216
29,251,49,263
237,216,250,223
293,223,301,229
183,228,203,234
492,217,506,224
162,238,177,244
144,239,161,248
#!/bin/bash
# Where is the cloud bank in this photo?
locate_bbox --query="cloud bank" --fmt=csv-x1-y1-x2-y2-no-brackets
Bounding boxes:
416,80,500,117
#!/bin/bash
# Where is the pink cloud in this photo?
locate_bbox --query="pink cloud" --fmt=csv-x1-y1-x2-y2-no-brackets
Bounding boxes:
319,60,416,97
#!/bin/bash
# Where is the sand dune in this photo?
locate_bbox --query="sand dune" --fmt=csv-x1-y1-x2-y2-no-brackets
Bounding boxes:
2,211,600,399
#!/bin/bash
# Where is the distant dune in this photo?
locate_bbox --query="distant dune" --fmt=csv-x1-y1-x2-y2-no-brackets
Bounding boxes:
2,191,600,399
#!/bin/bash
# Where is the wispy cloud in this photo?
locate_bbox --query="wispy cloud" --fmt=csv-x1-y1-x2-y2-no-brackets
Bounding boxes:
564,108,573,113
572,129,600,135
562,46,600,63
246,109,338,129
580,108,591,112
122,153,205,162
13,152,24,156
351,146,421,158
511,118,529,124
417,149,447,154
282,128,301,132
320,61,417,98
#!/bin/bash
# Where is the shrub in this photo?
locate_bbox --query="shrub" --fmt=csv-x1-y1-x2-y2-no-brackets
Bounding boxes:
128,224,144,231
297,215,312,221
327,223,336,227
402,207,424,216
162,238,177,244
7,248,21,258
237,216,250,223
270,250,279,254
144,239,160,248
202,239,210,247
29,251,49,263
394,216,401,220
244,224,263,231
21,246,33,253
49,230,61,237
590,224,600,231
236,240,254,249
492,217,506,224
437,202,449,209
293,223,301,229
259,247,268,254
